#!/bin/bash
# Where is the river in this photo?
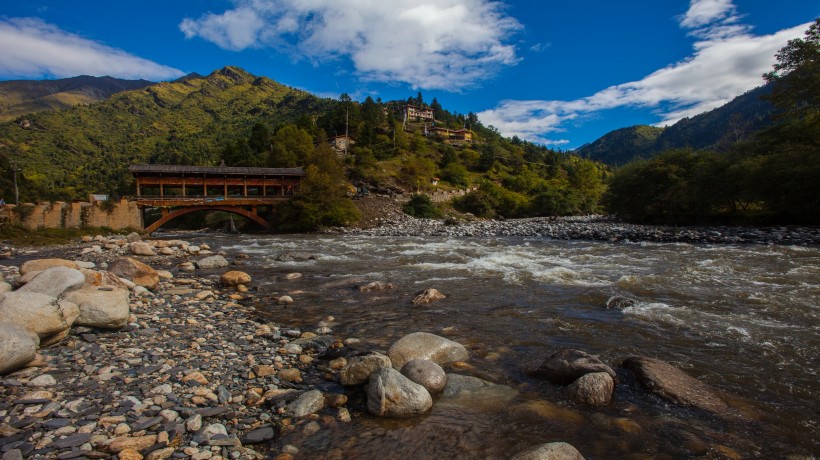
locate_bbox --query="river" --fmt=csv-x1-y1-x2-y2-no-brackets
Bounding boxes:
213,234,819,459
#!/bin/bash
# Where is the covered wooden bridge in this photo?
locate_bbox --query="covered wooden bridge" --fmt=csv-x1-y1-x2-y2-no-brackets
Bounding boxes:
130,164,304,233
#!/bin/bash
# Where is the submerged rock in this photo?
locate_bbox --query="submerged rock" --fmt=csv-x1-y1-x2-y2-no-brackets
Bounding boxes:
623,356,729,414
387,331,469,369
510,442,585,460
438,374,518,412
412,288,446,305
367,367,432,417
529,349,616,385
565,372,614,406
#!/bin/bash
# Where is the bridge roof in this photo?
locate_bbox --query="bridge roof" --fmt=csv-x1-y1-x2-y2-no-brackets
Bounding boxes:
129,164,305,177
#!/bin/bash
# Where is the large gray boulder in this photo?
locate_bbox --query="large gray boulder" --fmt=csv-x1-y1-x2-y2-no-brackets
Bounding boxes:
65,287,130,329
196,255,230,269
17,267,85,298
366,367,432,418
510,442,585,460
387,332,469,370
340,352,392,386
19,258,78,276
623,356,729,413
0,292,79,338
400,359,447,394
529,349,616,385
565,372,614,406
0,323,40,375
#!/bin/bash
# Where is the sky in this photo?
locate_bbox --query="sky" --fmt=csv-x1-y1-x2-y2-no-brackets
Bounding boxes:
0,1,816,149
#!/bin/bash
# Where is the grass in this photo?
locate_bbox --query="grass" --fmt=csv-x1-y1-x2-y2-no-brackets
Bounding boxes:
0,226,132,246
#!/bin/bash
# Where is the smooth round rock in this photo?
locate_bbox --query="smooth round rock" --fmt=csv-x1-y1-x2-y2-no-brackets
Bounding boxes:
400,359,447,394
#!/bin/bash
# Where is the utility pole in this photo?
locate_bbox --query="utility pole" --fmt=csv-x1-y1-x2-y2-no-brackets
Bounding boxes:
11,159,20,205
344,107,349,156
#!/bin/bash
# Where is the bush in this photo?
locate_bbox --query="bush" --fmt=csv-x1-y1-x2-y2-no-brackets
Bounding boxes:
403,194,441,218
453,191,495,217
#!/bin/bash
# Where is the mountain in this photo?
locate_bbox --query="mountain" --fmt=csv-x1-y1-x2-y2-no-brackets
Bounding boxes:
0,67,330,200
0,75,155,122
577,85,775,165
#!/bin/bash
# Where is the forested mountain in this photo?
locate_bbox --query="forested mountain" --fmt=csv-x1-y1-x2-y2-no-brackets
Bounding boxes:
577,85,775,165
0,75,154,122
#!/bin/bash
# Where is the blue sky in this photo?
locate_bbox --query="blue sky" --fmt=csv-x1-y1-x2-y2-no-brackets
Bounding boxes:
0,1,816,148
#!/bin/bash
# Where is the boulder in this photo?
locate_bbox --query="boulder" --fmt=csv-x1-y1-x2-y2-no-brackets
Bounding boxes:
0,282,12,293
126,232,142,243
400,359,447,394
366,367,432,417
529,349,616,385
358,281,395,292
65,287,130,329
80,269,129,289
510,442,585,460
129,242,155,256
196,255,229,269
412,288,446,305
623,357,729,413
107,258,160,290
565,372,614,406
17,267,85,298
274,252,316,262
340,352,392,386
220,271,251,287
0,292,79,338
286,390,325,417
277,295,294,305
438,374,518,412
0,323,40,375
19,258,78,276
387,332,469,369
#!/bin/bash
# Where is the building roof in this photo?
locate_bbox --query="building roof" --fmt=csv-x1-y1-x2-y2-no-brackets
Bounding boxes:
129,164,305,177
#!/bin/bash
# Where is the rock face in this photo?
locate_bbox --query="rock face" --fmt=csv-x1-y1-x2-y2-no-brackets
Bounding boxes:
0,323,40,374
340,352,392,386
65,287,130,329
366,367,432,417
565,372,614,406
387,332,469,370
107,258,160,290
511,442,586,460
400,359,447,394
623,356,729,413
530,349,616,385
17,267,85,298
220,270,251,287
19,258,78,276
0,292,79,338
196,255,230,269
411,288,446,305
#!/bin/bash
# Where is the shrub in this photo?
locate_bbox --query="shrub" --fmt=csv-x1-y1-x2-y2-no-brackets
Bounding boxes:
403,194,441,218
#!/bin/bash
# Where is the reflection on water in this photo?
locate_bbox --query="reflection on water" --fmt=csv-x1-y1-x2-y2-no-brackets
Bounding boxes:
216,234,819,458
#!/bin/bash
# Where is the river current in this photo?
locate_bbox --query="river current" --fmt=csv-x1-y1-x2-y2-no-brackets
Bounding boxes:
214,234,819,458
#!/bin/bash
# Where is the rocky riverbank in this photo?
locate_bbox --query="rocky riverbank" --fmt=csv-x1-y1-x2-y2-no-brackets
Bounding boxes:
340,214,820,245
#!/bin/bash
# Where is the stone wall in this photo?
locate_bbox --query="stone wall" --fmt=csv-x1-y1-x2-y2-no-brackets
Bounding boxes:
0,199,143,231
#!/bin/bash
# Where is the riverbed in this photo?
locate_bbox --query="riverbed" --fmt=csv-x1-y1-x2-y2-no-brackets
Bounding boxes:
209,233,820,459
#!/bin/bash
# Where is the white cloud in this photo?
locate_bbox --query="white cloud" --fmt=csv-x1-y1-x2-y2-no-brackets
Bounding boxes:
478,2,810,146
180,0,522,89
0,18,185,80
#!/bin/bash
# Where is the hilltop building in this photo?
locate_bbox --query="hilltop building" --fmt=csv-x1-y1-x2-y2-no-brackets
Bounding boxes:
404,105,434,122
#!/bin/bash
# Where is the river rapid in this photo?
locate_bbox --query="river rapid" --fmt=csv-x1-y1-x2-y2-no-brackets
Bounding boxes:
213,233,819,459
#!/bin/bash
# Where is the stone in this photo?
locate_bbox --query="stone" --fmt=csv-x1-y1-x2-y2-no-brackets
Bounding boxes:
510,442,585,460
565,372,614,406
0,292,80,338
126,232,142,243
19,258,78,276
185,414,202,432
196,255,229,269
40,328,72,347
283,273,302,280
129,242,155,256
400,359,447,394
108,258,160,290
28,374,57,387
411,288,446,305
529,349,616,385
623,357,729,413
340,352,392,386
387,332,469,370
200,423,227,440
118,448,143,460
220,271,251,287
286,390,325,417
241,427,275,445
358,281,395,292
178,262,196,272
0,323,39,375
145,447,175,460
158,248,175,256
107,435,159,453
0,282,11,293
277,368,302,382
80,269,129,289
366,367,432,418
277,296,294,305
438,374,518,412
17,267,86,298
65,287,130,329
274,252,315,262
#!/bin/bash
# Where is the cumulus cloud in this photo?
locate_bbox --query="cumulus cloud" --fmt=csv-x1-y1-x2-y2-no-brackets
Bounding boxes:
180,0,521,89
478,2,810,146
0,17,185,80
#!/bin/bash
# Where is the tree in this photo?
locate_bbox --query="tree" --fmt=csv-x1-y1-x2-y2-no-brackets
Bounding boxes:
268,124,313,167
763,18,819,119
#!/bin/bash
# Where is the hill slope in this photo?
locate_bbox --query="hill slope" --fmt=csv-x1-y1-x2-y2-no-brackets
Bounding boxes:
577,85,775,164
0,67,330,200
0,75,155,122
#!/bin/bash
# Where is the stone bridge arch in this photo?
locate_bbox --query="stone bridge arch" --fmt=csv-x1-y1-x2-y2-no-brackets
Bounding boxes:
144,205,269,234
